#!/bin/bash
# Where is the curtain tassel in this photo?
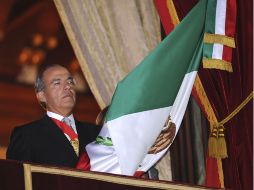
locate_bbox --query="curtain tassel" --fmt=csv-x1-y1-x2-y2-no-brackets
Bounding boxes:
208,124,228,158
208,125,218,157
208,92,253,158
217,125,227,158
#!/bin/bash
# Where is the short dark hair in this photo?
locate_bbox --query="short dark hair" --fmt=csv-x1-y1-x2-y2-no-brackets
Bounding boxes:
34,64,65,109
34,64,64,92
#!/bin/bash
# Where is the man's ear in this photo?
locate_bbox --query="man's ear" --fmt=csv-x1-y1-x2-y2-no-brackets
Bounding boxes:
36,91,47,110
36,91,46,103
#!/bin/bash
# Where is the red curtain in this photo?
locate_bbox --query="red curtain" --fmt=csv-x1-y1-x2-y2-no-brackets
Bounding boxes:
221,0,253,189
172,0,253,189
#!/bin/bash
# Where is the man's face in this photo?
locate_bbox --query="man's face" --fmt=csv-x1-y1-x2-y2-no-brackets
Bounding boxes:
37,65,76,116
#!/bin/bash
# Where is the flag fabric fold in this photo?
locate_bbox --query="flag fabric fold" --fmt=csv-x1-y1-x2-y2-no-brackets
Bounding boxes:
77,0,208,176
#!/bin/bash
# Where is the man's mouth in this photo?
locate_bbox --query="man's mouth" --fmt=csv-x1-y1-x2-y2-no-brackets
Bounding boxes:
62,94,73,99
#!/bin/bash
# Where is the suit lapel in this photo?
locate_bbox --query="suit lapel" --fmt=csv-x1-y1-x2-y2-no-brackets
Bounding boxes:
42,115,78,158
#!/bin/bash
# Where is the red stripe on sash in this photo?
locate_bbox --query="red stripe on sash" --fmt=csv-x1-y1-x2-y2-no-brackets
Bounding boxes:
76,151,91,171
51,118,78,140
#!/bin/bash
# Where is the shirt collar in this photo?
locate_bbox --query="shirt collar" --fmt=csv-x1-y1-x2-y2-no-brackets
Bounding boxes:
47,111,74,123
47,111,77,134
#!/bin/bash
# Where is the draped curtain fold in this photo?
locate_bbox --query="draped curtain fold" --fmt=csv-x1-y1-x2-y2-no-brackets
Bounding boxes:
54,0,161,108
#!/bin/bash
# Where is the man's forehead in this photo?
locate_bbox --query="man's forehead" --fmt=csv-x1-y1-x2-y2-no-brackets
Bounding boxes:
43,66,72,80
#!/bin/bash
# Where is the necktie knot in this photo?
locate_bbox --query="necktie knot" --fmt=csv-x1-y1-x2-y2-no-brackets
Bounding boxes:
62,117,71,127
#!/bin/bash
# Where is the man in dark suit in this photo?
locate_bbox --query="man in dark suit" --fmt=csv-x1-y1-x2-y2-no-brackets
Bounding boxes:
6,64,101,168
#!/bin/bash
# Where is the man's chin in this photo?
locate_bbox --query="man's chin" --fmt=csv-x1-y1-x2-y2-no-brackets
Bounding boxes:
62,101,75,109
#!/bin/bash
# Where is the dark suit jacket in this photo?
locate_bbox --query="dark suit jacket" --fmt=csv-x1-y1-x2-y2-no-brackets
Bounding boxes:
6,115,101,168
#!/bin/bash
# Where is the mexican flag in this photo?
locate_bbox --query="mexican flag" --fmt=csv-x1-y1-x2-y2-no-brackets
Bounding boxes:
77,0,207,175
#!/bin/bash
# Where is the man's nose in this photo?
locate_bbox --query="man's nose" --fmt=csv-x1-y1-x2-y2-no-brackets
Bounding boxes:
64,82,72,90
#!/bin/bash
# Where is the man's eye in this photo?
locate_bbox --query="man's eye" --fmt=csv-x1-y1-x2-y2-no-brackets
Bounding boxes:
53,81,60,86
68,80,75,85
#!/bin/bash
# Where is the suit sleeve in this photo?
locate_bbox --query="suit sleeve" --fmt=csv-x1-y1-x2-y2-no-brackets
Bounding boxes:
6,127,32,162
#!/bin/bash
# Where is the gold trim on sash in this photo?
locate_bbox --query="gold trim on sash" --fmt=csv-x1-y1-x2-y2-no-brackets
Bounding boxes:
70,138,79,156
203,58,233,72
204,33,235,48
